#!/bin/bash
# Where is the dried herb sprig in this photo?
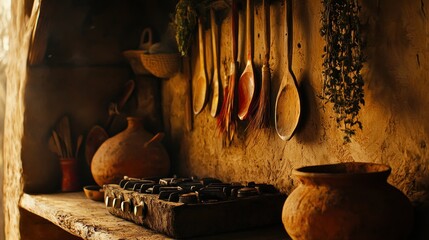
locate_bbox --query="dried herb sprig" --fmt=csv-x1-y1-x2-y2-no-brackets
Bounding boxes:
320,0,365,143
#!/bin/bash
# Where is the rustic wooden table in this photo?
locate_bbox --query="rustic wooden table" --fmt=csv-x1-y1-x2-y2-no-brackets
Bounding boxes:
20,192,290,240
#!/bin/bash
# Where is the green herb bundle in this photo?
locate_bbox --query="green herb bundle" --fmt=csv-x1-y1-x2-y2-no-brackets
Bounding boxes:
320,0,365,143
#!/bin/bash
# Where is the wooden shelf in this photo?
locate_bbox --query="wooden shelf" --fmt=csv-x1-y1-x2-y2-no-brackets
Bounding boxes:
19,192,290,240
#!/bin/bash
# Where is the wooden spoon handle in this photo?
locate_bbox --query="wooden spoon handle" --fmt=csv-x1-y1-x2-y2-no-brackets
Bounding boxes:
286,0,293,72
231,0,238,61
210,9,219,73
263,0,270,65
246,0,252,60
52,130,64,158
198,18,206,73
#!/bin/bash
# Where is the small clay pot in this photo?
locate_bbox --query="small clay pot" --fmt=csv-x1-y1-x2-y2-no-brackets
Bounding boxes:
282,162,414,240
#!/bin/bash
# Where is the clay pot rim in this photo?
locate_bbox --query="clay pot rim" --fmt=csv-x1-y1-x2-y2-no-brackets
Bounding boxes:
293,162,391,180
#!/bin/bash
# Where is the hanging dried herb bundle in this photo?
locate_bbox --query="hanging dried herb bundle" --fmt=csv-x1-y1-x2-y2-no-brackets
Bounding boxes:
173,0,229,57
173,0,198,56
320,0,365,143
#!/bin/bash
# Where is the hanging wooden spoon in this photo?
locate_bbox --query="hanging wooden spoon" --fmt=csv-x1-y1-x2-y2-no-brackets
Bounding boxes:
209,8,221,117
237,0,255,120
193,18,208,115
274,0,301,140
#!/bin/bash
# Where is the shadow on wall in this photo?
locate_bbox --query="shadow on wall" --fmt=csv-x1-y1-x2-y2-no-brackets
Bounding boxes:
361,0,429,199
361,0,429,239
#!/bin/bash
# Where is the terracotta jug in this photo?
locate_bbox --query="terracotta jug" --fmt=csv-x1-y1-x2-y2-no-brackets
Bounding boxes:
282,162,413,240
91,117,170,186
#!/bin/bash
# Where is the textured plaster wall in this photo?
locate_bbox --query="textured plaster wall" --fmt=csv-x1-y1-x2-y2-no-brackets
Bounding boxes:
3,0,427,238
163,0,429,205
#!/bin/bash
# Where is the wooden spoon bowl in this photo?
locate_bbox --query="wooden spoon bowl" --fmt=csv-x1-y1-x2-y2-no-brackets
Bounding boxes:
237,0,255,121
275,75,300,140
193,74,207,114
237,62,255,120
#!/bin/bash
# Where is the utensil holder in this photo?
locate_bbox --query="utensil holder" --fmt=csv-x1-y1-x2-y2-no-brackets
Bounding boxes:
60,158,80,192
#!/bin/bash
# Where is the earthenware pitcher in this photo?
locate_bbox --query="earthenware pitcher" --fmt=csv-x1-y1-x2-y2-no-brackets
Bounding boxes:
91,117,170,186
282,162,413,240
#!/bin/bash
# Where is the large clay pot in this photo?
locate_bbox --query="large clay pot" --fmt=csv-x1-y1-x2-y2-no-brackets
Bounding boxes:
282,162,413,240
91,117,170,186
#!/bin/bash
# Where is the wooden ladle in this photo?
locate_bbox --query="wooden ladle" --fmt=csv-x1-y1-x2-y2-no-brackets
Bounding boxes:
237,0,255,120
193,18,208,115
274,0,301,140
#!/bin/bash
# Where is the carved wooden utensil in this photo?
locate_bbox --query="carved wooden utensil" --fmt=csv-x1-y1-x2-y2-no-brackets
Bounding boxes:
193,18,208,115
209,8,221,117
237,0,256,120
274,0,301,140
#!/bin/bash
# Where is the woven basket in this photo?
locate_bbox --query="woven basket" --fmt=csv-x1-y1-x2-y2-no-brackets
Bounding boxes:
123,28,152,75
123,50,150,75
140,53,181,78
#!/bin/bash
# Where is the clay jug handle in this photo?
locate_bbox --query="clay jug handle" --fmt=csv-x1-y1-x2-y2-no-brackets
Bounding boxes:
144,132,165,148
